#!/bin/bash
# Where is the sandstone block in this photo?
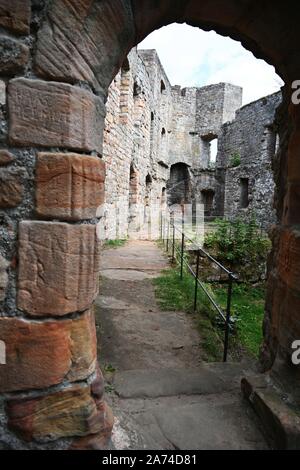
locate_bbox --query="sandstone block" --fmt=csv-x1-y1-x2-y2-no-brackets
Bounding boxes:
0,167,25,207
242,376,300,449
69,402,114,450
35,0,135,94
6,382,107,442
0,254,9,301
278,227,300,291
0,36,29,75
284,183,300,225
0,310,96,392
0,149,14,166
36,153,105,221
18,221,100,316
288,128,300,183
0,0,31,34
8,78,104,153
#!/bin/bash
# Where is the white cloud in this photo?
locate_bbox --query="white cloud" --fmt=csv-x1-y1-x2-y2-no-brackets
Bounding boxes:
138,24,283,105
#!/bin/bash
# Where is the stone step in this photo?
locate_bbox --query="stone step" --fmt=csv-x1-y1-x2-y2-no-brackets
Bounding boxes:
111,386,268,450
242,375,300,449
112,363,254,399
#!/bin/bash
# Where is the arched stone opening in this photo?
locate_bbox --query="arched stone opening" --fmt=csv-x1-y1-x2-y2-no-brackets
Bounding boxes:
167,162,192,207
161,187,167,207
0,0,299,450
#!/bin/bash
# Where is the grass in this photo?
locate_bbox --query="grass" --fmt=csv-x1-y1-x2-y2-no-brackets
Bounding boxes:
215,284,265,357
104,239,127,248
153,266,265,361
104,363,116,373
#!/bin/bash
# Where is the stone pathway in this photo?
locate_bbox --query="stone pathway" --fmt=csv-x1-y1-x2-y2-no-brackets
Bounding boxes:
95,240,268,450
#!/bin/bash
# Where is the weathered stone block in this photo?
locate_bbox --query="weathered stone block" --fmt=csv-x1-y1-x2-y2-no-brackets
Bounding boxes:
18,221,100,316
0,149,14,166
35,0,135,94
0,167,25,208
0,0,31,35
8,78,104,153
278,227,300,291
0,36,29,75
36,152,105,221
242,376,300,449
285,183,300,225
0,254,9,301
6,383,106,442
69,402,114,450
0,310,96,392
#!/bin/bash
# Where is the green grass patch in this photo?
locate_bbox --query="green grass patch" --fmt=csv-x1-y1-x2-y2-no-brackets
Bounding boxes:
104,239,127,248
215,284,265,357
154,263,265,360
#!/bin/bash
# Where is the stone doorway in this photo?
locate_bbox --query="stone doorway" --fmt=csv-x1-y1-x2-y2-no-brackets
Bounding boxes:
167,162,191,206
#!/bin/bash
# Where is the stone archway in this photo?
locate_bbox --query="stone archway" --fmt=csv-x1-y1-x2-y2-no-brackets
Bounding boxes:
0,0,299,449
167,162,192,206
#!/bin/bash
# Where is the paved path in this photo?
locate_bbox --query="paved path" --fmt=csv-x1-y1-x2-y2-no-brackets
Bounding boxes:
95,241,268,450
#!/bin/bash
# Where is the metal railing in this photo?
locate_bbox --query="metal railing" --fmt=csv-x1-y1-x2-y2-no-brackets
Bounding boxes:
160,214,237,362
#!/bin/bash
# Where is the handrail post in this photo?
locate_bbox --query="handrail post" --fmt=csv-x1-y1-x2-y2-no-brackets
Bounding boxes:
223,273,233,362
160,212,163,240
166,222,170,252
172,224,175,262
180,231,185,280
194,250,200,311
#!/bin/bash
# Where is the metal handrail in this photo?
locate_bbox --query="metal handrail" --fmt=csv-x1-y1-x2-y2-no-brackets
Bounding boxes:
161,214,236,362
172,222,237,278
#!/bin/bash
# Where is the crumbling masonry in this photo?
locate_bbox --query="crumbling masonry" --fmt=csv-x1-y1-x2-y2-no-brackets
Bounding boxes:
101,48,281,239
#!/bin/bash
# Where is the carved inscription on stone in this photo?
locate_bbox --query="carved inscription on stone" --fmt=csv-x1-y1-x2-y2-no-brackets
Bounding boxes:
36,152,105,221
18,221,101,316
8,78,105,152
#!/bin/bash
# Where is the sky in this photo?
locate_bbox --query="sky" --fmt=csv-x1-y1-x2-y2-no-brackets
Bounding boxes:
138,24,283,106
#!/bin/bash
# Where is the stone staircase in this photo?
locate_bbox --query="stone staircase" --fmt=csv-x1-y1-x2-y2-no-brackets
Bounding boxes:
105,364,267,450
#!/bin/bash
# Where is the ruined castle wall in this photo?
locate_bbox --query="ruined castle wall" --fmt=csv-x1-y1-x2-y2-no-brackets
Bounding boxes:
102,49,171,240
195,84,242,169
217,92,282,227
138,50,173,174
102,49,279,234
169,86,198,168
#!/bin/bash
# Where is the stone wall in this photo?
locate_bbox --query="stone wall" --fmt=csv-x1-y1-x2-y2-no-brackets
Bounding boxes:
101,48,171,240
217,92,282,227
101,47,279,232
0,0,113,450
102,50,250,234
